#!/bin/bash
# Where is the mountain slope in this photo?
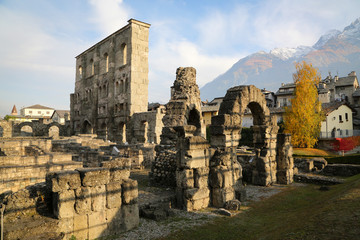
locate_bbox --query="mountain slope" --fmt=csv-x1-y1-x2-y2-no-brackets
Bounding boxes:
200,18,360,101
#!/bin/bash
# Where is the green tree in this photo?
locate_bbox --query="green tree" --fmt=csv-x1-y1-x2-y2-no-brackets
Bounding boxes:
284,61,323,148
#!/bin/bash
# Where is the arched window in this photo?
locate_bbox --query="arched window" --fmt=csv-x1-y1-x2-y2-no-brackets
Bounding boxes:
115,81,119,94
125,78,128,92
78,66,82,78
104,53,109,72
120,80,124,93
121,43,127,65
90,59,94,75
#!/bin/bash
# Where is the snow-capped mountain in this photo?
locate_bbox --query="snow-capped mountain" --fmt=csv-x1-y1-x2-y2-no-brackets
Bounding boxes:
200,17,360,101
313,29,341,49
270,46,314,60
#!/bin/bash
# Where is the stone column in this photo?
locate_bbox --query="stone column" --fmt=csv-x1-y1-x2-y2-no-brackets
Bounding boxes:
276,133,294,184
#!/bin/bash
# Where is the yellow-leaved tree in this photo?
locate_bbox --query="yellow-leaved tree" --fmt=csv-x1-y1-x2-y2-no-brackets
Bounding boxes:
284,61,323,148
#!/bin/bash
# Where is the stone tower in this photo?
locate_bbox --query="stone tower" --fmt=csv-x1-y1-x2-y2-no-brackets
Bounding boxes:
70,19,150,142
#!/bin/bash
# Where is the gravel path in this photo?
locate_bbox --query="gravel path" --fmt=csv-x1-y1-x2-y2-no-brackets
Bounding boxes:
116,173,290,240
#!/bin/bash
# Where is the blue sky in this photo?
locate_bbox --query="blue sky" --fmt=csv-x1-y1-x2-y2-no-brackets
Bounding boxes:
1,0,360,117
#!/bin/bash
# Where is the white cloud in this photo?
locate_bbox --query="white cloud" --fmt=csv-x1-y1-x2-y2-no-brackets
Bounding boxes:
88,0,131,35
0,5,86,116
148,21,239,103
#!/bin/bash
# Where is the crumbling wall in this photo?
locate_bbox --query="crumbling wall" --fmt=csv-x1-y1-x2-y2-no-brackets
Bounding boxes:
0,140,82,194
209,148,243,208
0,138,52,156
210,85,283,186
161,67,205,145
175,126,213,211
149,145,177,187
129,106,165,144
151,67,205,187
46,163,138,239
2,159,138,239
0,120,12,138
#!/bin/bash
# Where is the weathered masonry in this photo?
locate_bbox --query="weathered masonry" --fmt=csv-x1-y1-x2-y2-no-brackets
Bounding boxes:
70,19,150,142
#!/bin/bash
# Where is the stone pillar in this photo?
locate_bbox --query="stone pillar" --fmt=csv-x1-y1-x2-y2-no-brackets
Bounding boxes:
175,126,212,211
276,133,294,184
209,147,242,208
252,124,279,186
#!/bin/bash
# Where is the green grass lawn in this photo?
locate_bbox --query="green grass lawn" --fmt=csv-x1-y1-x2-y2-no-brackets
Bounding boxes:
157,174,360,240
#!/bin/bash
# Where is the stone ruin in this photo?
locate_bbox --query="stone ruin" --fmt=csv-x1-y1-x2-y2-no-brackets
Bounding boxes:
0,66,295,239
150,67,206,187
151,67,294,210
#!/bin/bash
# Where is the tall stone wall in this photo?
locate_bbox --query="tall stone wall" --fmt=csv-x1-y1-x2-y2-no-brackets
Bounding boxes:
70,19,151,143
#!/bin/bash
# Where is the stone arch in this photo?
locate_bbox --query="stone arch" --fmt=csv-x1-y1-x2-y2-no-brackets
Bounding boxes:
82,120,93,134
48,125,60,138
186,107,202,136
210,85,278,186
20,124,33,137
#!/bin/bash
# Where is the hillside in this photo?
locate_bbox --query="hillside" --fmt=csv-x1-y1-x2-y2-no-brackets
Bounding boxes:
200,18,360,101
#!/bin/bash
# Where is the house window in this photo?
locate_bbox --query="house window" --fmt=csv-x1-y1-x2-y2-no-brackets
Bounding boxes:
38,111,41,114
339,115,343,123
345,113,349,121
46,111,50,114
29,111,32,114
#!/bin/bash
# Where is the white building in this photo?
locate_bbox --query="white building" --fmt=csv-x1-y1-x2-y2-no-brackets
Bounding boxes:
320,102,355,138
20,104,55,118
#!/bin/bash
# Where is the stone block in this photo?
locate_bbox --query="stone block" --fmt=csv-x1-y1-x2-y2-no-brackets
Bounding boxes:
53,189,75,219
88,211,107,239
222,168,234,188
47,170,81,193
212,187,235,208
73,214,88,240
194,167,209,189
91,185,106,211
121,204,139,231
106,182,122,209
184,187,210,201
176,169,194,189
106,208,123,235
179,149,207,169
109,168,130,182
75,186,91,214
57,217,74,240
224,199,241,210
122,179,138,204
77,168,110,187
